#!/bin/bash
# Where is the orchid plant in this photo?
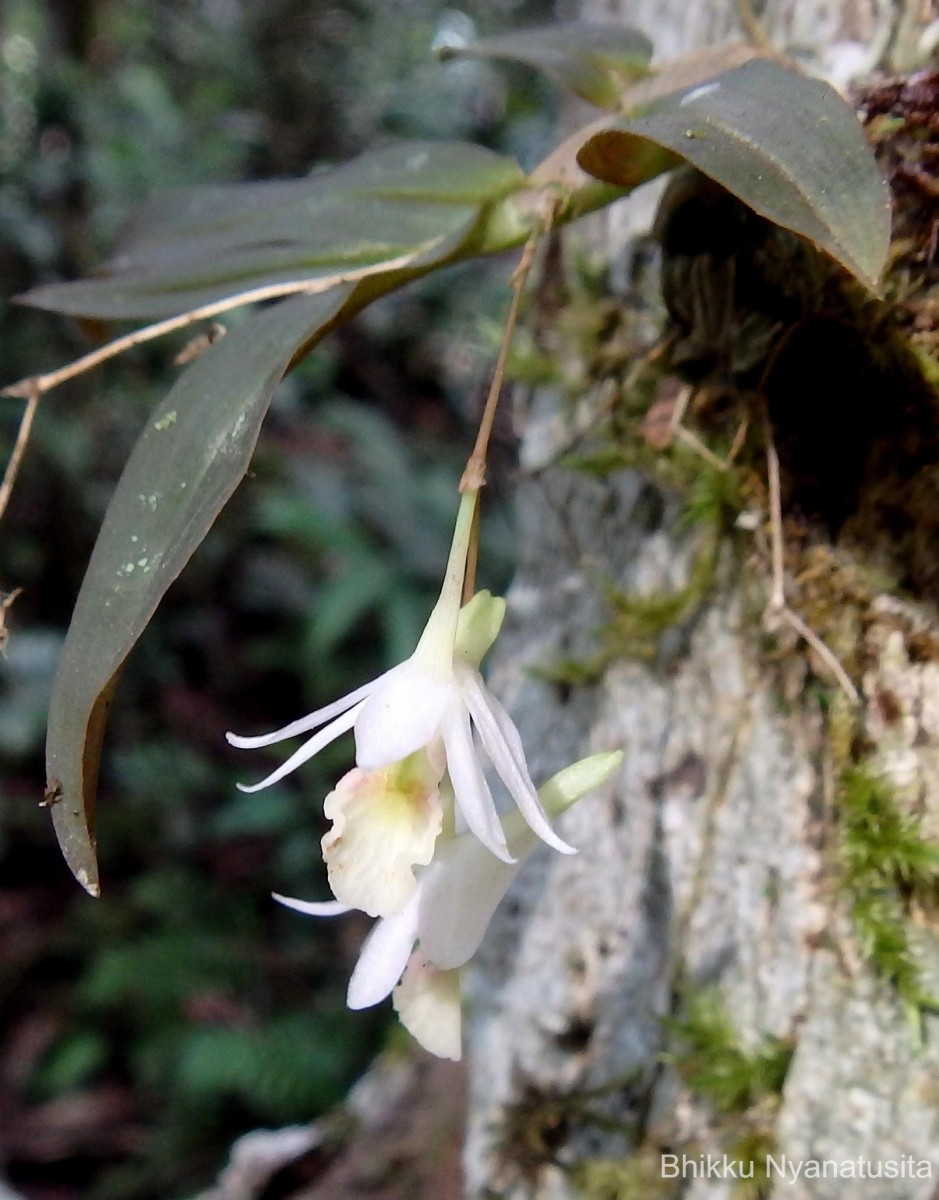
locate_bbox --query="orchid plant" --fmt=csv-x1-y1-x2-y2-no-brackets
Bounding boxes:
18,25,886,908
5,18,890,1059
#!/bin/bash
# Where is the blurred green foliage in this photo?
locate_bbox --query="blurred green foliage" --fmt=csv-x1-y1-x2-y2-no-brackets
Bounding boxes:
0,0,547,1195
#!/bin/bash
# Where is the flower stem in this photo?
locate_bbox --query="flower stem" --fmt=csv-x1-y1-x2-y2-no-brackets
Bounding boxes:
0,382,40,525
460,195,560,495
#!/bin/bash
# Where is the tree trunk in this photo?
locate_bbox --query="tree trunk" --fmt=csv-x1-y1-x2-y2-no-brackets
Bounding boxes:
465,2,939,1198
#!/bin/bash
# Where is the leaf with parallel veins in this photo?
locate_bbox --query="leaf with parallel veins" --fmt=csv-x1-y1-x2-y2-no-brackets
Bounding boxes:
19,142,527,321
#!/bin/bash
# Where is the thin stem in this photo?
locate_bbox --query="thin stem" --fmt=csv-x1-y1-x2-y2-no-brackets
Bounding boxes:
764,409,786,610
668,384,693,435
674,425,731,471
735,0,774,53
667,382,733,471
779,606,860,704
460,197,559,494
0,587,23,655
0,245,441,403
727,413,750,463
0,383,40,524
762,407,859,704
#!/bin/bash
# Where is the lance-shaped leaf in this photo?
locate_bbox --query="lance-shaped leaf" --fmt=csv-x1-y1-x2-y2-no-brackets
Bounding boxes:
20,142,526,321
576,58,891,292
45,287,356,896
435,21,652,109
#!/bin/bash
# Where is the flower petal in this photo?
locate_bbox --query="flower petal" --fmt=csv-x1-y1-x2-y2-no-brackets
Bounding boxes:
235,701,364,793
272,893,354,917
354,660,452,770
393,957,462,1061
347,894,420,1010
418,835,519,969
322,759,443,918
441,702,513,863
226,673,387,748
420,753,623,969
459,667,576,855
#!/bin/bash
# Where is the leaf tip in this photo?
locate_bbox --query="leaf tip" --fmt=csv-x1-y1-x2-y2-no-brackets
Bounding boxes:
63,844,101,896
76,866,102,898
50,797,101,896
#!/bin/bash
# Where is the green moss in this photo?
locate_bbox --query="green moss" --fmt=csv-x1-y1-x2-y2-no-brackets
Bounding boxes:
839,765,939,1026
643,993,792,1200
568,994,792,1200
728,1130,778,1200
840,766,939,888
679,462,744,530
533,469,731,688
572,1134,780,1200
572,1150,678,1200
600,520,721,662
663,991,793,1116
505,326,568,385
561,445,634,479
494,1074,641,1189
532,524,721,686
530,654,610,688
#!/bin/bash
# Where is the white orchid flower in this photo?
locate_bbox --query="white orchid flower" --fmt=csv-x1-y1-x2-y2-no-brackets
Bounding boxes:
274,751,622,1060
227,487,572,862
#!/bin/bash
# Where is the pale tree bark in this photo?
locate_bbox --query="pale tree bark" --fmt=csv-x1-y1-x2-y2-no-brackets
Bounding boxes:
464,2,939,1199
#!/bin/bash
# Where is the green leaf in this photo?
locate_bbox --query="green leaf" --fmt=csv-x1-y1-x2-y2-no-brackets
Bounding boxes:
19,142,526,320
435,21,652,108
576,58,891,292
45,286,355,896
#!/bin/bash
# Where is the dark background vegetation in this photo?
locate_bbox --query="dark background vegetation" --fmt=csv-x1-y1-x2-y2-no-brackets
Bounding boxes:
0,0,561,1195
